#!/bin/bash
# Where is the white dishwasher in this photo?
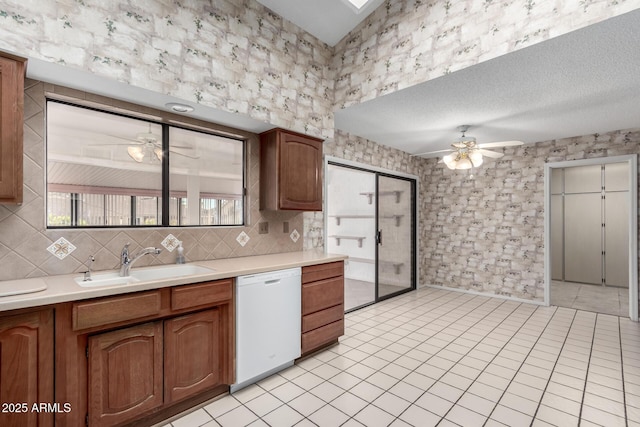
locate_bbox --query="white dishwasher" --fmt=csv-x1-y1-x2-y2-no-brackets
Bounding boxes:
232,267,301,392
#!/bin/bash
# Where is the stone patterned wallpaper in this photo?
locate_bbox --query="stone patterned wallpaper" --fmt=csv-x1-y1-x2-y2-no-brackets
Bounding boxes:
0,0,637,300
332,0,637,107
307,128,640,303
0,0,335,138
421,129,640,302
0,81,302,281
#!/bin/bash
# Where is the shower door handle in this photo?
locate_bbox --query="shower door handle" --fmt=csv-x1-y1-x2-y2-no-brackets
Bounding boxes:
375,230,382,245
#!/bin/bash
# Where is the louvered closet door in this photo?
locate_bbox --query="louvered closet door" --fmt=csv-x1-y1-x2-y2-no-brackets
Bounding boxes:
564,193,602,285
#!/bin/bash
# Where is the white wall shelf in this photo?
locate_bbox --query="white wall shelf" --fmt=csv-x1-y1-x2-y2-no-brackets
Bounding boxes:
329,235,366,248
329,214,404,226
359,190,403,204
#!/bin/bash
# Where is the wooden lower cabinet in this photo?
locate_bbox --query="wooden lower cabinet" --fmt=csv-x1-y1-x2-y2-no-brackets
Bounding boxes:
164,309,221,403
300,262,345,356
0,309,54,427
55,279,234,427
88,322,164,427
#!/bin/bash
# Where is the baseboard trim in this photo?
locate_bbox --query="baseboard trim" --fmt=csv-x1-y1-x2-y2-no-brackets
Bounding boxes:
422,284,546,306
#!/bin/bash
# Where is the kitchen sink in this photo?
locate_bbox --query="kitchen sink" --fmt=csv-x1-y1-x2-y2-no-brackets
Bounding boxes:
75,264,215,287
128,264,215,282
74,272,140,287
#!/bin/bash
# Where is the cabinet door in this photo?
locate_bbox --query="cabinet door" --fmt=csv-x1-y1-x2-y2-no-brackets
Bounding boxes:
164,309,221,403
0,55,25,204
88,322,163,427
0,309,53,427
279,132,322,210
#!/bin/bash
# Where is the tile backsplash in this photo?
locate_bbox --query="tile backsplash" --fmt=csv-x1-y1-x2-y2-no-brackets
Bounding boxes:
0,81,302,282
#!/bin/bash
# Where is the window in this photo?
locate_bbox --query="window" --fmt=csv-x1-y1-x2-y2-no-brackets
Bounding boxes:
46,100,245,228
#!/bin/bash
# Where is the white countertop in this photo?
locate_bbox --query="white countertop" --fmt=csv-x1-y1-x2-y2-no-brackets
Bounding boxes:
0,251,347,312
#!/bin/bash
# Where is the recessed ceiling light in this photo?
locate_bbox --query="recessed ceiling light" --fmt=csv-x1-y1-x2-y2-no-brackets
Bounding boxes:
165,102,194,113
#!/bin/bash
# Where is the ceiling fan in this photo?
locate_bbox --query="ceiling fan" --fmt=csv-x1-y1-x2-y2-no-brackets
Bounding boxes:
413,125,523,170
91,125,199,163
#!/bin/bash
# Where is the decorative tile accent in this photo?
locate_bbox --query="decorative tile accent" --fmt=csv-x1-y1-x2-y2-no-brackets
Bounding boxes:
290,229,300,243
161,233,180,252
47,237,76,260
236,231,250,247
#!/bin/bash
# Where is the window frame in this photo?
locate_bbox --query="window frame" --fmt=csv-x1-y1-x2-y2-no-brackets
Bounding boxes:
45,99,247,229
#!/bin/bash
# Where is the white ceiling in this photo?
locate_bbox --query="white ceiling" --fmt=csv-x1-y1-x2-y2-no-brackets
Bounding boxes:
334,9,640,156
255,0,385,46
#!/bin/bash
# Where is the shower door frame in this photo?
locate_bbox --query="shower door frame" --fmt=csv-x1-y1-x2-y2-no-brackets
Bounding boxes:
544,154,638,320
324,156,418,312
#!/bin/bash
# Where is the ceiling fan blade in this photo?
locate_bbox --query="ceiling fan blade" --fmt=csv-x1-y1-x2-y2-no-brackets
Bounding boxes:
411,148,454,157
88,142,137,147
477,140,524,148
170,144,194,150
478,149,504,159
170,150,200,159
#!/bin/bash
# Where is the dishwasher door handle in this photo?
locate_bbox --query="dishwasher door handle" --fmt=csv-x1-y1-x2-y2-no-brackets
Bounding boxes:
265,279,281,285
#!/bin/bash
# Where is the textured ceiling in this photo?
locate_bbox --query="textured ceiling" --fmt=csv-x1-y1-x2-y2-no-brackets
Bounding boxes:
334,9,640,156
255,0,385,46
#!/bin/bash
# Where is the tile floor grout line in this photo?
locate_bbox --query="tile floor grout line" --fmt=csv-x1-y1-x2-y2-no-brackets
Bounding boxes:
380,299,528,425
577,312,600,425
529,308,579,424
334,294,503,425
480,304,562,426
618,316,629,425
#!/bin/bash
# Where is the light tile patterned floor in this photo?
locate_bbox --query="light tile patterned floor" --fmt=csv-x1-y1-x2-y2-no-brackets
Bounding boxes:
161,287,640,427
551,280,629,317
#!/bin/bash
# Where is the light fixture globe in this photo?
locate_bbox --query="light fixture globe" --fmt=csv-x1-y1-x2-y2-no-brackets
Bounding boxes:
442,153,457,170
469,150,483,167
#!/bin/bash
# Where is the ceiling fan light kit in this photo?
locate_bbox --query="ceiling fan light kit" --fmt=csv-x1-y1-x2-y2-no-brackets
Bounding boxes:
415,125,523,171
127,144,163,163
442,147,483,170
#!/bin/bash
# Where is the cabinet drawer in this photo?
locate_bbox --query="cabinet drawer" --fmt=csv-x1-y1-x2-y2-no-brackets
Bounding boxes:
302,276,343,315
72,291,161,331
171,279,232,311
301,319,344,354
302,304,343,333
302,261,343,284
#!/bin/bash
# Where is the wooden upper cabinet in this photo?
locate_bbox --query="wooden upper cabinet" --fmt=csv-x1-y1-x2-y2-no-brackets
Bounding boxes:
0,53,26,204
0,309,54,427
260,128,323,211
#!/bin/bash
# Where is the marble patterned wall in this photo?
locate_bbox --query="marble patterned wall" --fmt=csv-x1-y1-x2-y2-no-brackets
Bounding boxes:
0,81,302,281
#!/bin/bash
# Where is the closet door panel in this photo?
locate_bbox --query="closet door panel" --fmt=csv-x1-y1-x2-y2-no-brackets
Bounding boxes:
564,165,601,194
604,163,629,192
550,195,564,281
605,192,629,288
564,193,602,285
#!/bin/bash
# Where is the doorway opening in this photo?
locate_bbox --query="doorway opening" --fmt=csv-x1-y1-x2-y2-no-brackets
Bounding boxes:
325,158,417,312
544,155,638,320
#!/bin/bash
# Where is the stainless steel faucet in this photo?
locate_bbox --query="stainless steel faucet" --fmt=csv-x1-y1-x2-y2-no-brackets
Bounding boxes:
119,243,162,277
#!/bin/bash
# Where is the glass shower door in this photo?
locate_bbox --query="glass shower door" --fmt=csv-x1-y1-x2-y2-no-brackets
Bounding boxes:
377,174,415,299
